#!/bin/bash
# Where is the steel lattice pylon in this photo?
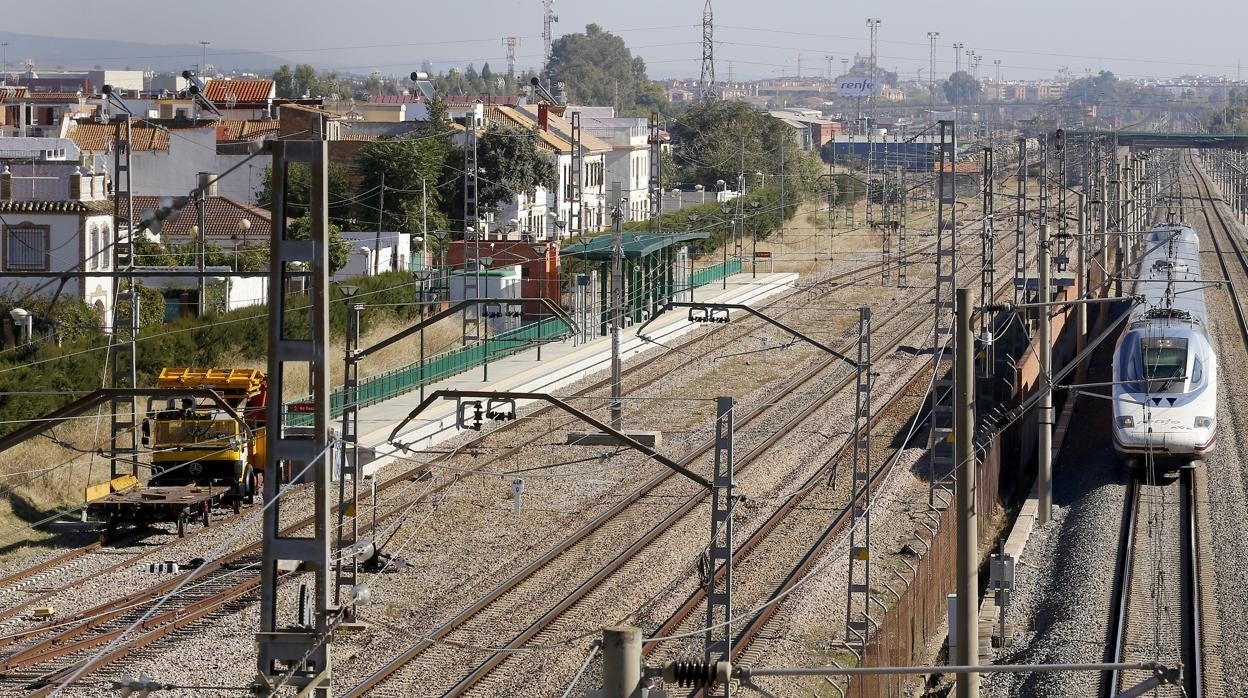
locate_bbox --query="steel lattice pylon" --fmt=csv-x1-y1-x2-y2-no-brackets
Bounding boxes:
704,396,734,696
256,139,333,696
928,120,957,505
1014,136,1028,305
109,114,137,480
700,0,717,99
843,308,873,656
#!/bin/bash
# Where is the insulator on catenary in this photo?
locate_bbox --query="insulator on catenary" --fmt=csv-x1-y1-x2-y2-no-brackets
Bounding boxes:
662,660,731,687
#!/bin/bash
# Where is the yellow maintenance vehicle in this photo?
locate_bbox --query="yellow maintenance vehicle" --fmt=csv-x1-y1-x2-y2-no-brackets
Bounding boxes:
86,368,268,536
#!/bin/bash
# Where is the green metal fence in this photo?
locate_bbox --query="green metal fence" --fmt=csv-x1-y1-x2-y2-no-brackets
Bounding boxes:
285,316,570,425
690,259,742,287
285,261,743,423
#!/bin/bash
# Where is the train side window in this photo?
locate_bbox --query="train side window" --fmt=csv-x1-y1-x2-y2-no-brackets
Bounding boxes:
1116,335,1143,392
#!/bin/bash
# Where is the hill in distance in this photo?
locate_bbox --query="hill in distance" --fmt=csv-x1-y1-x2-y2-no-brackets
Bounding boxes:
0,30,293,75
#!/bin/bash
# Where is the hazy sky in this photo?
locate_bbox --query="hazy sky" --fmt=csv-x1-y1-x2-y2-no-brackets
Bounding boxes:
4,0,1247,81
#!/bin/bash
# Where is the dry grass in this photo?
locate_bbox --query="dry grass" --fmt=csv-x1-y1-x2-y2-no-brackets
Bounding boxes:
0,411,114,552
0,313,467,550
216,314,466,401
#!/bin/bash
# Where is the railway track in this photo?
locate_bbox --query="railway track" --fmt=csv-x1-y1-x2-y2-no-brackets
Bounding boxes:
645,218,1034,698
1187,153,1248,351
1104,471,1201,698
341,206,1018,696
341,288,933,697
0,195,998,693
0,233,927,693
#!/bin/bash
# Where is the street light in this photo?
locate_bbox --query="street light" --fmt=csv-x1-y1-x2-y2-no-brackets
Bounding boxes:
755,171,766,190
9,307,32,345
720,203,735,290
748,200,762,278
695,183,705,204
230,218,251,272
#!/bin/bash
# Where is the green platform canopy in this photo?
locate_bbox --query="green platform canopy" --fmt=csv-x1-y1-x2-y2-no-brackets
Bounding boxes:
561,230,710,260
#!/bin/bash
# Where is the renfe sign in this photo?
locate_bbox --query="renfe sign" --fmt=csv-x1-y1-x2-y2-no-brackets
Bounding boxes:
837,78,875,97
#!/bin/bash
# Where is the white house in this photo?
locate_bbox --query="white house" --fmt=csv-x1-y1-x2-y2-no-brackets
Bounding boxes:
335,231,411,282
570,111,652,223
0,164,116,327
64,120,258,201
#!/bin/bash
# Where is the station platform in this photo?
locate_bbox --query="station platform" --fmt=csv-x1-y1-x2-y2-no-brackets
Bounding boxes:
353,272,798,476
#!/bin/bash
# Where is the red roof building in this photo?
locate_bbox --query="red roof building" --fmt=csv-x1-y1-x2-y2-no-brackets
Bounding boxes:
203,79,276,105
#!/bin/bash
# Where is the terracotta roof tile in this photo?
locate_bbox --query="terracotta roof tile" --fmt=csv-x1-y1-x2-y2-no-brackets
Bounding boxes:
68,122,170,152
129,195,272,242
445,95,520,106
367,95,418,104
217,119,280,141
279,103,341,118
204,79,274,104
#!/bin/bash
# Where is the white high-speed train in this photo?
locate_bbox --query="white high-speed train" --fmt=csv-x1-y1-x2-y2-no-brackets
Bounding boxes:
1111,223,1217,468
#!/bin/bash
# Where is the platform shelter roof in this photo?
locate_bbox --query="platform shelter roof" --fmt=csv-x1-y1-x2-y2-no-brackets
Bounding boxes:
560,230,710,261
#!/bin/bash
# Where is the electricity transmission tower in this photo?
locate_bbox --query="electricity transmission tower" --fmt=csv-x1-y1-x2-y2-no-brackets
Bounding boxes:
700,0,717,99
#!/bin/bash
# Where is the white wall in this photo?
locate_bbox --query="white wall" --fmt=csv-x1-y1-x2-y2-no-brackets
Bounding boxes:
334,231,410,282
0,212,114,328
87,127,258,201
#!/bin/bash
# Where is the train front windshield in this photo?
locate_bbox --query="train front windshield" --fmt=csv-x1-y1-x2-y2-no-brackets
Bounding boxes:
1117,334,1189,393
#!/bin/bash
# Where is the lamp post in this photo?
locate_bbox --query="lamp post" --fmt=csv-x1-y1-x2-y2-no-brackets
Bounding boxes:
230,217,251,272
671,188,683,211
720,203,734,289
9,307,31,345
413,267,433,402
755,171,766,190
695,183,705,204
532,242,548,361
748,200,761,278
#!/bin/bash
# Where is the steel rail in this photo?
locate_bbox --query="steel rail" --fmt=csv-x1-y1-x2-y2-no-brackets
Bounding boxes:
424,198,1018,697
1104,478,1140,697
343,302,913,697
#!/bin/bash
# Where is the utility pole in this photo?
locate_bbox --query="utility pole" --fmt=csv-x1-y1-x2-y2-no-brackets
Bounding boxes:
1014,136,1027,305
952,43,964,131
928,32,940,121
928,120,957,506
256,139,333,697
610,188,624,432
705,396,735,698
844,308,873,657
601,626,641,698
779,135,786,236
542,0,558,84
109,106,137,482
335,297,362,610
196,185,206,316
1037,224,1053,524
954,287,978,698
374,172,384,276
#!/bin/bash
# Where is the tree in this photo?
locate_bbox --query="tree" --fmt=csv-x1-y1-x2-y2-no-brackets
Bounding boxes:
356,135,453,234
668,100,823,195
288,216,350,273
545,24,652,114
254,163,352,227
273,65,295,99
943,71,981,105
293,64,318,97
476,125,558,208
